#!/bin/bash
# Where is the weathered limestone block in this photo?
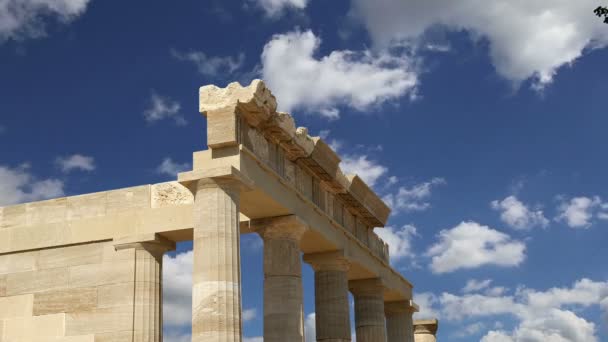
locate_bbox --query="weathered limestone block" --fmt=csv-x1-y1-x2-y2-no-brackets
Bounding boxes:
66,192,107,221
106,185,150,214
26,198,67,225
349,278,387,342
0,204,26,229
151,182,193,208
385,301,417,342
0,294,34,319
296,165,313,200
304,251,351,342
33,287,97,316
68,259,134,288
97,283,134,308
3,313,66,340
65,306,134,335
0,250,37,275
414,319,439,342
253,215,307,342
6,267,69,296
37,242,103,270
0,274,6,296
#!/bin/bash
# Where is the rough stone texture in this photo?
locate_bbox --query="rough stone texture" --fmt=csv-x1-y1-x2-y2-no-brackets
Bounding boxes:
254,216,307,342
414,319,439,342
151,182,194,208
191,178,243,342
349,278,387,342
304,251,351,342
385,301,417,342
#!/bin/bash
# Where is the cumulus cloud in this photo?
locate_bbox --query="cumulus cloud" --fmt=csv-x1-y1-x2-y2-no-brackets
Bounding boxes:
0,164,64,206
55,154,95,173
144,92,185,125
383,178,445,214
156,158,191,177
491,196,549,230
0,0,90,42
171,49,245,77
463,279,493,293
250,0,308,17
433,278,608,342
243,337,263,342
163,251,193,328
261,30,418,118
426,221,526,273
242,308,257,322
556,196,606,228
340,154,388,187
350,0,608,89
304,313,316,342
374,224,417,263
414,292,440,320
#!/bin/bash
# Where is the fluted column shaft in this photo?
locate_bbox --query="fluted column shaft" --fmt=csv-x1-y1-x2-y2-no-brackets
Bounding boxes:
350,278,386,342
255,216,307,342
385,301,416,342
115,234,175,342
304,251,351,342
192,178,243,342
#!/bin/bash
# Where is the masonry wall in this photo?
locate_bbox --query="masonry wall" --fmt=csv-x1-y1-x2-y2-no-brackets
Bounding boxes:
0,240,137,342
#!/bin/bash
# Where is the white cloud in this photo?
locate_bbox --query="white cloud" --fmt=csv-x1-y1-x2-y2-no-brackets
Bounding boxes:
156,158,191,177
304,313,316,342
0,0,90,42
144,92,185,125
340,154,388,187
426,221,526,273
163,251,192,328
491,196,549,230
350,0,608,89
383,178,445,213
242,308,257,322
434,278,608,342
463,279,493,293
0,164,64,206
455,322,485,338
251,0,307,17
171,49,245,77
261,30,418,118
374,224,417,263
243,337,263,342
55,154,95,173
556,196,605,228
413,292,440,320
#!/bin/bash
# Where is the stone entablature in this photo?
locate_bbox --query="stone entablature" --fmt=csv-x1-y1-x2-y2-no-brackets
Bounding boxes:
199,80,391,262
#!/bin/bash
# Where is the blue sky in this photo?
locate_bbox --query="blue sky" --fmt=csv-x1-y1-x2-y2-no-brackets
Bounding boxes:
1,0,608,341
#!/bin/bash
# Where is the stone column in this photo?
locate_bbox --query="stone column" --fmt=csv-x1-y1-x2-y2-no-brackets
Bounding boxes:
191,177,244,342
303,251,351,342
414,319,438,342
253,215,307,342
114,233,176,342
385,301,416,342
349,278,386,342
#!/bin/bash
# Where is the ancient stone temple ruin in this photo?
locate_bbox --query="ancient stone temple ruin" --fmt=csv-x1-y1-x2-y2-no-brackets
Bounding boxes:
0,80,439,342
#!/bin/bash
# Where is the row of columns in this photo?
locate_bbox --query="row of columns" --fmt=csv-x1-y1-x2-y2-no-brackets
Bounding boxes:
188,176,422,342
112,176,433,342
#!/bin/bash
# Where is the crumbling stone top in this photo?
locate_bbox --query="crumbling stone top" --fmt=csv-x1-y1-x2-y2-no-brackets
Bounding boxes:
199,79,391,227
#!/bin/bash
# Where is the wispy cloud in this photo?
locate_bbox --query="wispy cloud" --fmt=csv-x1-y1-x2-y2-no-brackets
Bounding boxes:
55,154,95,173
144,92,185,125
171,49,245,77
156,158,191,177
491,196,549,230
0,163,64,206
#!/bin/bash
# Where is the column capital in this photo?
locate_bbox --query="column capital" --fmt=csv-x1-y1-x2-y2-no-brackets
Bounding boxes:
414,319,439,335
178,165,254,194
349,278,384,296
384,300,418,314
114,233,176,254
303,250,350,272
251,215,308,241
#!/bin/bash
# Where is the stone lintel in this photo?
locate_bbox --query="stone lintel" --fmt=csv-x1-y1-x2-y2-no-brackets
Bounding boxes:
177,165,254,194
349,278,384,296
113,233,176,253
250,215,308,241
414,319,439,335
384,300,419,314
303,250,350,272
